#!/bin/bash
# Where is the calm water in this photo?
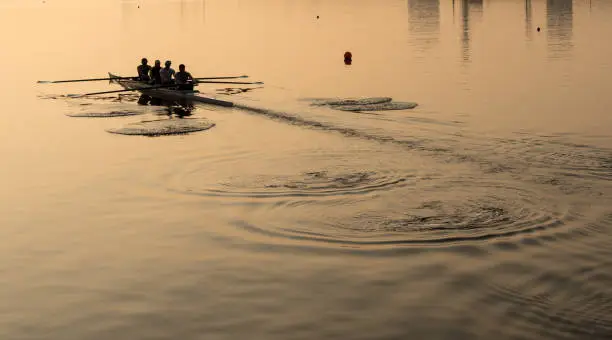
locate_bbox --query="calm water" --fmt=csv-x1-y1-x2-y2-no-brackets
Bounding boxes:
1,0,612,339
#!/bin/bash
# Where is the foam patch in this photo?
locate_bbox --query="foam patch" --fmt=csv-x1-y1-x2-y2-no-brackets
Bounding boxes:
107,118,215,136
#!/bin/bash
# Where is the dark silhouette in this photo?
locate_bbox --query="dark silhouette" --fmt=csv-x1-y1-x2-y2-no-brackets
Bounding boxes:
150,60,162,85
344,51,352,65
137,58,151,82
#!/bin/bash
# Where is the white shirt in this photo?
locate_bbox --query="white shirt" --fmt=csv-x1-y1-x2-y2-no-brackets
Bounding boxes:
159,67,175,84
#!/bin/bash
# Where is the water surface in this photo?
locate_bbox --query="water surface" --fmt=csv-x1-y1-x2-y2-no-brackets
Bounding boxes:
1,0,612,339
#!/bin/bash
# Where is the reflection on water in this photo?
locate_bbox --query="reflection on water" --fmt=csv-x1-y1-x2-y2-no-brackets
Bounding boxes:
525,0,533,39
136,94,196,116
458,0,483,63
547,0,573,58
407,0,440,49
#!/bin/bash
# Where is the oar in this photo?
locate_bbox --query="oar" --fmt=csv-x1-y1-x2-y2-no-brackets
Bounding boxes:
66,84,179,98
195,75,249,80
196,80,263,85
40,75,249,84
37,76,137,84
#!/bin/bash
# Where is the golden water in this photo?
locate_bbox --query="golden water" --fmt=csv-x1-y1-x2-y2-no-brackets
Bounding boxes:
1,0,612,338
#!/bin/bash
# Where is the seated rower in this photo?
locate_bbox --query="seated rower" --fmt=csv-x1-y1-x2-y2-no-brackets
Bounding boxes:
149,60,162,85
159,60,176,85
137,58,151,81
175,64,197,91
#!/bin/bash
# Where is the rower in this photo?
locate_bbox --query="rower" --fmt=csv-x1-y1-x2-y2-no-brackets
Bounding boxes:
175,64,196,91
149,60,162,85
137,58,151,81
159,60,176,85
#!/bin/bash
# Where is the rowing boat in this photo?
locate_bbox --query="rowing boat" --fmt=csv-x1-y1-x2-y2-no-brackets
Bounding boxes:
108,72,234,107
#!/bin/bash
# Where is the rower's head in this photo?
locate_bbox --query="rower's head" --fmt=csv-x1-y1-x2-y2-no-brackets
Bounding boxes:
179,64,185,72
165,60,172,68
155,60,161,66
141,58,148,65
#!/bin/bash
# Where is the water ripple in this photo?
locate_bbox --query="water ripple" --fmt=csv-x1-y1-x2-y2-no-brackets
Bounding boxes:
480,265,612,339
229,176,578,249
484,136,612,181
173,169,410,198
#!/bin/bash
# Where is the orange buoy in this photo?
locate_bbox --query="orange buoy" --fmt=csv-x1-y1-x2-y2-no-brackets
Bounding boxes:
344,51,352,65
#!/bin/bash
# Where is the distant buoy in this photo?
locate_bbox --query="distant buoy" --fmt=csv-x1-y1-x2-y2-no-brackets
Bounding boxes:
344,51,352,65
537,26,540,32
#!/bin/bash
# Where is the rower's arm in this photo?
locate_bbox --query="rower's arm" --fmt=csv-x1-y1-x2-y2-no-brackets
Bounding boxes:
189,72,197,84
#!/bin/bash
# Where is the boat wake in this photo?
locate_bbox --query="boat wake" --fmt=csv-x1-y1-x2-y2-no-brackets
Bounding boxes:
232,102,612,196
126,99,612,255
233,103,425,147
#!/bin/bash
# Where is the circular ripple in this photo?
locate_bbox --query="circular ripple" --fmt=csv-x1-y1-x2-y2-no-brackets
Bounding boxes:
175,169,410,198
232,176,576,248
106,118,215,136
